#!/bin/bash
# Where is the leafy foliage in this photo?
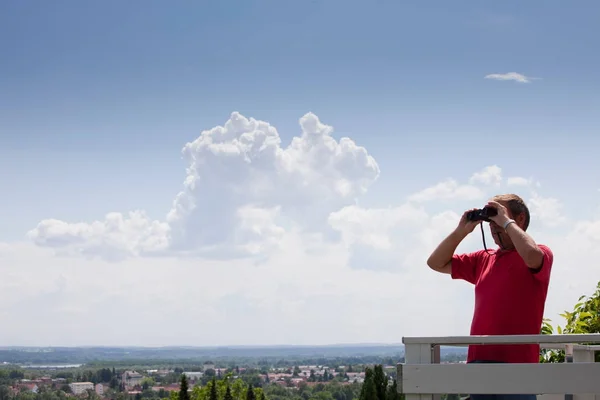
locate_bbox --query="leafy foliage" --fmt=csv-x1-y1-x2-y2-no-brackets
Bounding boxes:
359,365,402,400
209,378,218,400
372,366,386,400
540,281,600,363
245,385,255,400
359,368,377,400
179,375,190,400
224,385,233,400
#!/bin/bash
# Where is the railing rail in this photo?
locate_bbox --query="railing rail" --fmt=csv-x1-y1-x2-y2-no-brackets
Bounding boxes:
398,334,600,400
402,333,600,345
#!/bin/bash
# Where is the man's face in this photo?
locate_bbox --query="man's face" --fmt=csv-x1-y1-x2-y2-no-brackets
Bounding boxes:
489,201,514,249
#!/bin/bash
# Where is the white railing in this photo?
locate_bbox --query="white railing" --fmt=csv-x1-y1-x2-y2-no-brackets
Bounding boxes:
397,334,600,400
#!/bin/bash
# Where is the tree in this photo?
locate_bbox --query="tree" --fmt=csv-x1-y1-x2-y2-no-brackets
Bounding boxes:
209,378,218,400
246,384,256,400
109,377,119,390
224,385,234,400
372,365,387,400
231,378,246,400
386,379,403,400
0,385,10,400
142,377,156,389
96,368,112,383
359,367,378,400
541,281,600,362
9,370,24,380
179,374,190,400
87,388,100,400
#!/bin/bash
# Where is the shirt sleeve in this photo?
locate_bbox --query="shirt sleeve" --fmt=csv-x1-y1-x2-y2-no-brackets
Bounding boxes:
450,251,483,285
531,244,553,282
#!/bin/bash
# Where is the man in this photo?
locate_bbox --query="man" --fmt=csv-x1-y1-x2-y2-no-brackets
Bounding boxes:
427,193,553,400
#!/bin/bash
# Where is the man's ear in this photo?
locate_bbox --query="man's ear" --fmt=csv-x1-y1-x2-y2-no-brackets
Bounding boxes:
515,212,527,229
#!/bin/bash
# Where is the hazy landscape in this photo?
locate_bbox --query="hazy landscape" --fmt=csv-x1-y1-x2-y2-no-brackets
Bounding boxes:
0,345,467,366
0,343,468,400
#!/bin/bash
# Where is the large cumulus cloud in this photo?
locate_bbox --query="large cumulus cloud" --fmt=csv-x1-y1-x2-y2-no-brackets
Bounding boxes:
27,112,380,261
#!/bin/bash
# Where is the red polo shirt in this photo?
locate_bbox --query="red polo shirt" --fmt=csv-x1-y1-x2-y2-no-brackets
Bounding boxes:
451,244,553,363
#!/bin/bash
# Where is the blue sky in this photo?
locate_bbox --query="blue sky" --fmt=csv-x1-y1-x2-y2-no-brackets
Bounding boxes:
2,0,599,241
1,1,600,345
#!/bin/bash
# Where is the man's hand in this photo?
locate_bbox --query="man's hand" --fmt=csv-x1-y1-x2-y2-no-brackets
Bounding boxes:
428,209,479,274
456,208,482,236
487,200,511,227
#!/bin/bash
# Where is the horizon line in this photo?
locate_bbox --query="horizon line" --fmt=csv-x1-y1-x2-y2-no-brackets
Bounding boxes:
1,342,408,349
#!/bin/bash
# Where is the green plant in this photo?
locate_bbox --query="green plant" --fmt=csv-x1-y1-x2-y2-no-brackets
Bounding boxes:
540,281,600,363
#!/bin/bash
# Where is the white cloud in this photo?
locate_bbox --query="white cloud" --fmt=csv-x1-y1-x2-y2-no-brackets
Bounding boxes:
0,238,470,346
484,72,538,83
27,112,380,261
469,165,502,186
3,113,599,346
507,176,530,186
507,176,541,188
528,192,568,228
408,179,484,203
328,204,427,250
26,211,170,261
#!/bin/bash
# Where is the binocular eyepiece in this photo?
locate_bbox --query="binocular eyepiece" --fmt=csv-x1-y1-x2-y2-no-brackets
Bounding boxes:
466,206,498,222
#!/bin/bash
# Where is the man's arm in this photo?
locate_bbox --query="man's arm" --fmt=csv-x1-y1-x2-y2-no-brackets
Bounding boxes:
487,200,545,270
504,222,545,270
427,229,469,274
428,229,483,284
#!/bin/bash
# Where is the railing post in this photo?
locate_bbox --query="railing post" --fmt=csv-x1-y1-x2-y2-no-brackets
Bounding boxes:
573,346,595,362
404,342,435,400
571,346,596,400
565,344,574,400
432,346,441,400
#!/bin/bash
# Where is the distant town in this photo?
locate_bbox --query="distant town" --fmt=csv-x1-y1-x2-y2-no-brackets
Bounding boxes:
10,362,377,396
0,345,468,400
